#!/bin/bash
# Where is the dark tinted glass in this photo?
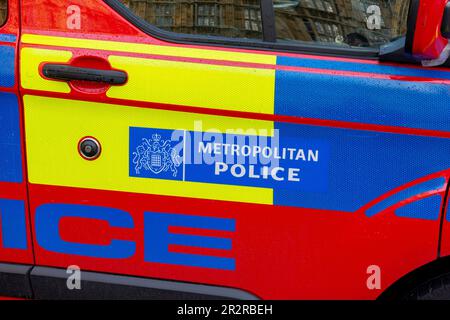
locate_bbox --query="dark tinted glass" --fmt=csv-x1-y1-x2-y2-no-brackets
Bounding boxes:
274,0,410,48
0,0,7,26
119,0,263,40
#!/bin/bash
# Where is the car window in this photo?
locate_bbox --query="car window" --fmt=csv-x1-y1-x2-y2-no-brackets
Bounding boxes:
118,0,263,40
114,0,411,52
0,0,7,27
274,0,411,48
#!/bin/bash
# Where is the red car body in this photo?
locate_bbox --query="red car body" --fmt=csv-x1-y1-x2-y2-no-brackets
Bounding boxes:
0,0,449,300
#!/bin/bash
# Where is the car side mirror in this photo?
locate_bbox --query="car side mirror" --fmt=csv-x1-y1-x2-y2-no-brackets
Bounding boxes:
405,0,449,60
380,0,450,66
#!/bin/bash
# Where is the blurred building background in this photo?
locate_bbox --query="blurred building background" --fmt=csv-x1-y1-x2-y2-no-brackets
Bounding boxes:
120,0,264,39
119,0,410,47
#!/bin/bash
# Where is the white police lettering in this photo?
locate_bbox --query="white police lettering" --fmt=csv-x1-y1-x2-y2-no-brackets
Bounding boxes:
204,140,319,183
215,163,302,182
199,142,319,162
130,125,329,191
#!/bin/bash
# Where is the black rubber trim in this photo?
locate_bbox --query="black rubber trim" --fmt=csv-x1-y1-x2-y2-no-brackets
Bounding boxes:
104,0,378,59
379,37,421,64
442,2,450,38
0,263,33,299
437,178,450,257
30,267,259,300
405,0,419,55
261,0,276,42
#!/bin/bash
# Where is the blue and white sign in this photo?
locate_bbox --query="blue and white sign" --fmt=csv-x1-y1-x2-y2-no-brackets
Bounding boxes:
130,127,330,192
130,128,184,181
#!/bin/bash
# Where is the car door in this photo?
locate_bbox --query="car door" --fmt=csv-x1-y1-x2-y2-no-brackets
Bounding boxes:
19,0,450,299
0,0,34,297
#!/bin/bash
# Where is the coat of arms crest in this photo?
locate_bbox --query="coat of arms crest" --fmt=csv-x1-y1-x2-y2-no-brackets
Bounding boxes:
132,133,182,177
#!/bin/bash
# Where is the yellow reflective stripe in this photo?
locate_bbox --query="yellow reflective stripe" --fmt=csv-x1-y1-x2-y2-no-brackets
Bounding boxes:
21,36,276,115
20,47,72,93
21,34,277,65
24,95,274,205
108,55,275,114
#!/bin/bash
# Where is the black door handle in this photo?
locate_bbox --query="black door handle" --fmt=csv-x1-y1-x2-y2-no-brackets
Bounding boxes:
42,64,127,85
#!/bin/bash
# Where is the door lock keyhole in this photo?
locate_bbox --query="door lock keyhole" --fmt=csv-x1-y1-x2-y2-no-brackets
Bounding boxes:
78,137,101,160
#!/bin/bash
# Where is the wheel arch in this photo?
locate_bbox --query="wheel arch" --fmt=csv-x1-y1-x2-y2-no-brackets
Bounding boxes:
378,255,450,300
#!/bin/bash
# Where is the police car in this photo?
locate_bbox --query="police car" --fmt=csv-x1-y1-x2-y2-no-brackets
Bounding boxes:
0,0,449,300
